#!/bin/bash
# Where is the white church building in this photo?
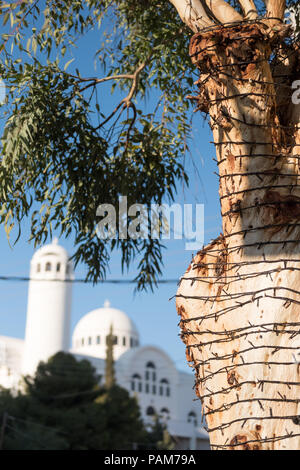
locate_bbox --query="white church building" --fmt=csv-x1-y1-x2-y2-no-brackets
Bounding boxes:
0,239,209,450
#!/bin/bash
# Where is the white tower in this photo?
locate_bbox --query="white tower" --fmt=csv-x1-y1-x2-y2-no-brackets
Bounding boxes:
22,238,73,375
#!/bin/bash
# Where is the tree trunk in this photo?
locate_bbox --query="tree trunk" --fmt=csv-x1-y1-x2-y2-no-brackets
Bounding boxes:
174,13,300,450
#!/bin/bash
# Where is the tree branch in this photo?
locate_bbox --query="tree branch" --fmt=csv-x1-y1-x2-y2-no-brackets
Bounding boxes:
94,57,151,130
263,0,286,26
169,0,243,32
169,0,214,32
203,0,243,24
78,73,139,93
237,0,258,20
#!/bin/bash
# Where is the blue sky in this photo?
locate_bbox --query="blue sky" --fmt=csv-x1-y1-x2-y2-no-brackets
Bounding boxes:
0,18,222,374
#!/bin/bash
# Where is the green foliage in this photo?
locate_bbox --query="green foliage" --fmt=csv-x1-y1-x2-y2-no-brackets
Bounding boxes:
144,415,175,450
95,385,146,449
1,1,297,290
0,352,149,450
0,0,191,291
24,351,100,406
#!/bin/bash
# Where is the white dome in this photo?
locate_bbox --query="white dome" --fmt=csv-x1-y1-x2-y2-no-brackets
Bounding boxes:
72,301,140,360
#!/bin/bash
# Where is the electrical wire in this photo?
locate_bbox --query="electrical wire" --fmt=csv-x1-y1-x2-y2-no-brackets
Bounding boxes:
0,275,179,284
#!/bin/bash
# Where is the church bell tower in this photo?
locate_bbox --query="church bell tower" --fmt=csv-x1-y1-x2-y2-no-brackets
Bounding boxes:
22,238,73,375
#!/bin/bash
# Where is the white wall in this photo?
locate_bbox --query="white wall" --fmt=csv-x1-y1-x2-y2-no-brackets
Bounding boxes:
22,253,72,375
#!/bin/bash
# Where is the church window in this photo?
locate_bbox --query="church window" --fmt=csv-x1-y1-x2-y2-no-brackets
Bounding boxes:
160,378,170,397
45,262,51,272
56,263,61,272
37,264,41,273
130,337,133,348
123,337,126,346
146,361,155,368
88,337,92,345
145,383,149,394
131,374,142,393
146,406,155,416
145,362,157,394
96,335,100,344
188,411,197,426
81,338,84,346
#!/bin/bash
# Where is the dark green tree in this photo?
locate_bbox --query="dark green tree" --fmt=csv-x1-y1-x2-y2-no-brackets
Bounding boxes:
144,414,175,450
0,352,147,450
95,385,146,450
24,351,101,406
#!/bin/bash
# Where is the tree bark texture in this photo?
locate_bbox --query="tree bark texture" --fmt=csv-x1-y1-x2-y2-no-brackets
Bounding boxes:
176,20,300,450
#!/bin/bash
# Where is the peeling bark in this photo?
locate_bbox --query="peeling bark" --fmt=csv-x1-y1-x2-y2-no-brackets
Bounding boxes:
175,19,300,450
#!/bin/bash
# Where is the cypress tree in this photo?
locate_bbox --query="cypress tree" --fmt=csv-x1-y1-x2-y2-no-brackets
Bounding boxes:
105,324,116,389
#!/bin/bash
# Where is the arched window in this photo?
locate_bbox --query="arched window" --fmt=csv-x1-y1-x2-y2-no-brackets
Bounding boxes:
146,406,155,416
145,362,156,382
160,408,170,421
123,336,126,346
146,361,155,368
96,335,101,344
131,373,142,392
45,262,51,272
37,264,41,273
81,338,84,346
88,337,92,345
159,378,170,397
188,411,197,426
56,263,61,272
